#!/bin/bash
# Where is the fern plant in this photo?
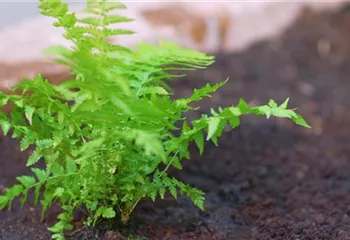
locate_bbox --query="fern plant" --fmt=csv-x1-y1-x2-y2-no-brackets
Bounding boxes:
0,0,310,239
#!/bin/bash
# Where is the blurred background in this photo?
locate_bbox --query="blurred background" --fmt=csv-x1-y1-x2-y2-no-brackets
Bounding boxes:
0,1,346,59
0,1,347,92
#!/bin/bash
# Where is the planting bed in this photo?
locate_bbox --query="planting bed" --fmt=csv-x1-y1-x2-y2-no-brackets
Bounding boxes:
2,5,350,240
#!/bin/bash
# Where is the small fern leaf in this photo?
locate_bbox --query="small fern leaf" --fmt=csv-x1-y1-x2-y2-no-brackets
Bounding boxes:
66,157,77,174
229,116,240,129
256,105,271,119
0,196,8,210
206,117,220,141
20,135,33,151
79,27,135,38
41,190,55,220
292,114,311,128
25,106,35,125
59,12,76,28
193,131,204,155
34,184,42,205
17,176,36,189
0,93,8,107
36,139,54,149
188,80,227,103
237,98,252,114
159,187,166,199
268,99,278,108
32,168,47,182
150,191,157,202
193,195,205,211
103,15,133,25
96,206,116,218
85,1,127,14
138,86,169,96
53,187,64,197
107,28,135,36
133,131,166,159
78,17,100,26
280,98,289,109
102,207,116,218
6,185,23,203
270,108,294,118
27,150,42,167
0,120,11,135
104,2,127,11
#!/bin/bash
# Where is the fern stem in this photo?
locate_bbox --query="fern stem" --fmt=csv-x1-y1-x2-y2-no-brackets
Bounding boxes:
29,172,80,191
159,151,179,178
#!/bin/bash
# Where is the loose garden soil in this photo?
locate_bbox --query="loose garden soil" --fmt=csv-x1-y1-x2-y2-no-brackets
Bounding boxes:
2,5,350,240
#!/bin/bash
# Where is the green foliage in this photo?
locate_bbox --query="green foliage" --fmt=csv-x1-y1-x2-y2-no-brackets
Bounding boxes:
0,0,310,239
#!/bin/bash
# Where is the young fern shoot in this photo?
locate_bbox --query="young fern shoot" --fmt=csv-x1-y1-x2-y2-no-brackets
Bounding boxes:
0,0,310,239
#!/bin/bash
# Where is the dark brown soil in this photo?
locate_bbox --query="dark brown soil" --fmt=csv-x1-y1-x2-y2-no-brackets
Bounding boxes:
2,5,350,240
